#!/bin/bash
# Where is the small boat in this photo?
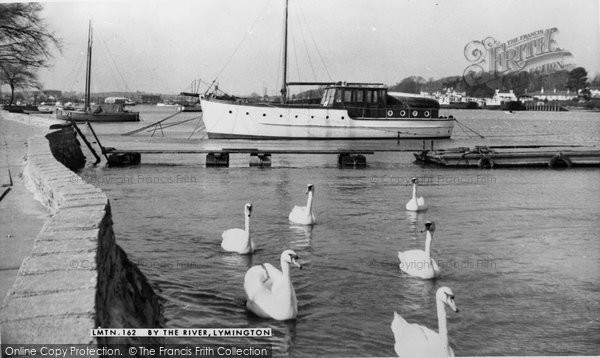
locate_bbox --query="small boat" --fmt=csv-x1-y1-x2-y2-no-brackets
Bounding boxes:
178,103,202,112
200,0,454,140
56,21,139,123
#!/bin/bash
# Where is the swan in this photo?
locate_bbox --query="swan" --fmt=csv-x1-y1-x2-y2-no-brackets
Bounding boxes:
398,221,440,279
244,249,302,320
391,286,459,357
289,184,316,225
221,203,254,254
406,178,427,211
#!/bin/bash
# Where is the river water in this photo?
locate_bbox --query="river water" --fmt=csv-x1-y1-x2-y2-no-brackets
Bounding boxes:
76,106,600,356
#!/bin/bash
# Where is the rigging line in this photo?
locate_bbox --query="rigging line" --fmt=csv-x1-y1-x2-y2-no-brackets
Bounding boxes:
98,33,134,97
275,25,283,96
209,0,274,88
290,23,301,83
297,3,332,81
64,52,86,93
293,3,317,81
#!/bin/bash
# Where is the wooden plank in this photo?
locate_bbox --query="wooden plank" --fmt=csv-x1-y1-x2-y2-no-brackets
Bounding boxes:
104,148,377,155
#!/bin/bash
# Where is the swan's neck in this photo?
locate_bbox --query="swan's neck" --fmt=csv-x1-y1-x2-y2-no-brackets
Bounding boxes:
244,214,250,234
279,260,294,294
412,183,417,199
306,190,314,214
425,231,432,260
437,298,450,355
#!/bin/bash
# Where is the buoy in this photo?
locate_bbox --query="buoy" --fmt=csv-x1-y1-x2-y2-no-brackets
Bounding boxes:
477,155,494,169
548,152,572,169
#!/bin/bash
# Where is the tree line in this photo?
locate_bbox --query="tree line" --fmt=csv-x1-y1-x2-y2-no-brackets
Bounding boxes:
0,3,60,105
389,67,598,99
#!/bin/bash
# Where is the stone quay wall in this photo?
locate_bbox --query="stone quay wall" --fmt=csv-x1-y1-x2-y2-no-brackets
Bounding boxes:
0,124,162,345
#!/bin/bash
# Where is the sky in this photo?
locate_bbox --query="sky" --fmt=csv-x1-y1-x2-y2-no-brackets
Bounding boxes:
3,0,600,96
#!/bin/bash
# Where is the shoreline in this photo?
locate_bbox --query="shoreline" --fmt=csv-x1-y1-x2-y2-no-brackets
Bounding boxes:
0,111,162,344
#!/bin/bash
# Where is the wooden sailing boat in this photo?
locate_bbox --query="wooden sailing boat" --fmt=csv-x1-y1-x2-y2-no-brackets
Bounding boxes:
57,21,139,122
199,0,454,139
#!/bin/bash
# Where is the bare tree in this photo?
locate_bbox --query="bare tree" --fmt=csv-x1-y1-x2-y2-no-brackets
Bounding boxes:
0,3,61,68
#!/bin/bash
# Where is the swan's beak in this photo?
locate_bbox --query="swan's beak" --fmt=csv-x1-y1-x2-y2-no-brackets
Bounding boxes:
447,298,459,313
293,260,302,269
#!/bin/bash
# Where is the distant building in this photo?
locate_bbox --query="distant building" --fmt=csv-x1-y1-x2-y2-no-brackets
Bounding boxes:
485,89,518,107
587,88,600,98
141,94,161,104
528,87,577,101
42,90,62,100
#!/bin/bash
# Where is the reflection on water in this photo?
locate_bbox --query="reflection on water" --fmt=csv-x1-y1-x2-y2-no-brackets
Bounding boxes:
81,108,600,356
404,211,419,233
288,225,313,250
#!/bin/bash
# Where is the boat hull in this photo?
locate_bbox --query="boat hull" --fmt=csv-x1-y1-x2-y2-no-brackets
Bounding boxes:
56,109,140,122
201,99,454,139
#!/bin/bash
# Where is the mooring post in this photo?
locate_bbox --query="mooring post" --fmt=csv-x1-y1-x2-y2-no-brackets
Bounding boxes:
249,153,272,167
206,152,230,167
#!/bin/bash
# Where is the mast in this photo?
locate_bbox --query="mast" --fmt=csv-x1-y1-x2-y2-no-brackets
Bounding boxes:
280,0,289,103
84,20,93,111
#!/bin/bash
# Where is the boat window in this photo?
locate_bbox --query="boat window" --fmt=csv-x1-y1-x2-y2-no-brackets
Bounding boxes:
334,89,342,103
320,89,328,105
373,90,379,103
321,89,334,106
356,90,364,102
344,90,352,102
366,91,373,103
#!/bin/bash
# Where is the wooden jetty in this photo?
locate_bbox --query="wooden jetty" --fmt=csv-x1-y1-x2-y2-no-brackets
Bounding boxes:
102,146,384,168
524,103,568,111
414,145,600,169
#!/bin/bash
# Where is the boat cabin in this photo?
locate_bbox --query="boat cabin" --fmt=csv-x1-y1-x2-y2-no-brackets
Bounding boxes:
319,82,439,119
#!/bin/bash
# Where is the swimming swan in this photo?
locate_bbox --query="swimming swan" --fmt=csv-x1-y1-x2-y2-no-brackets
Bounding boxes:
406,178,427,211
221,203,254,254
391,286,459,357
289,184,316,225
398,221,440,279
244,249,302,320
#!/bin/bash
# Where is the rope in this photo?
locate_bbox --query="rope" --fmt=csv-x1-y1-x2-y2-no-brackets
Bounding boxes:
187,116,206,140
293,5,317,82
98,32,134,98
297,2,332,81
206,0,274,94
454,118,485,138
